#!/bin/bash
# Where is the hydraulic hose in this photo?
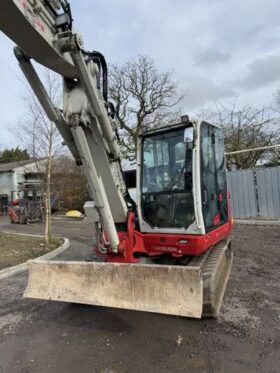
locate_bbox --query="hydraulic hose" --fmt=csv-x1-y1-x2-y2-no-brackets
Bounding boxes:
81,49,108,103
81,49,135,210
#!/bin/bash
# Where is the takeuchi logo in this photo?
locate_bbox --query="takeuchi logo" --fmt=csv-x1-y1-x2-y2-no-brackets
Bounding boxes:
17,0,45,33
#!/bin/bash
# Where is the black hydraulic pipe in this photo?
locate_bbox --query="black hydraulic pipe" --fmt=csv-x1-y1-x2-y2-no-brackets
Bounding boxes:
81,49,108,103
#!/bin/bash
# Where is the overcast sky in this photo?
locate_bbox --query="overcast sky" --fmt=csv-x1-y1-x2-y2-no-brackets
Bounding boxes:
1,0,280,148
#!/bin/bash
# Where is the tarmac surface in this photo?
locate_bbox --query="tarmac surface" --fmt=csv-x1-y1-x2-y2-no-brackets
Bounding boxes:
0,217,279,373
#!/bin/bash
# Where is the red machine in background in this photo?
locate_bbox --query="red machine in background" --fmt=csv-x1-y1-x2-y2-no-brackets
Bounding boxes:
8,188,44,224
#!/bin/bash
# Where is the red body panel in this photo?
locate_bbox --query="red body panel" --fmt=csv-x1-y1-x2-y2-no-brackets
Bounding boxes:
106,212,232,263
104,192,233,263
8,206,19,223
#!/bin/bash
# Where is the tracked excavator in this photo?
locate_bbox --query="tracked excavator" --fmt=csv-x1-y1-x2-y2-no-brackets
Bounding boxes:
0,0,233,318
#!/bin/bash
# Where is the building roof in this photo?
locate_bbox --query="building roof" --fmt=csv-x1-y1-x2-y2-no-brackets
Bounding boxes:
0,159,40,173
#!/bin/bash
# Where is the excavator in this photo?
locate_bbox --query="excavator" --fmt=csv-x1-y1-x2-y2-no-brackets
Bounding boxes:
0,0,233,318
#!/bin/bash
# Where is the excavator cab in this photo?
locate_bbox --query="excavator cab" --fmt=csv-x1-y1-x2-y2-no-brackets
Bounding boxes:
139,119,229,231
136,119,231,257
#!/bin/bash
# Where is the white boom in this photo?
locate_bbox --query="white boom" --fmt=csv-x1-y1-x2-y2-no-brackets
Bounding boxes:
0,0,128,250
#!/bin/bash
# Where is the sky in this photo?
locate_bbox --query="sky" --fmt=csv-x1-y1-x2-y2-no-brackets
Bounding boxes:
1,0,280,148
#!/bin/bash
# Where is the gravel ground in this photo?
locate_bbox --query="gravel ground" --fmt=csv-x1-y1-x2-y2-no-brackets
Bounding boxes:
0,217,279,373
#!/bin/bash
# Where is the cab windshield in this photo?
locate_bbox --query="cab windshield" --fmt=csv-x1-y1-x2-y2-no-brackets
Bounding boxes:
141,127,194,228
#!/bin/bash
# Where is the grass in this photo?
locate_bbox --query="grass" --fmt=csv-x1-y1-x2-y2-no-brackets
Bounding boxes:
0,233,63,270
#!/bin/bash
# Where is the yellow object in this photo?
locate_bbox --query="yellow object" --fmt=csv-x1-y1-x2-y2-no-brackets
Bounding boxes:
65,210,83,218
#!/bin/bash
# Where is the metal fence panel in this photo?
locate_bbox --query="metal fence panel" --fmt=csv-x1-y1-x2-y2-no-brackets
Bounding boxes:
227,169,258,218
256,166,280,219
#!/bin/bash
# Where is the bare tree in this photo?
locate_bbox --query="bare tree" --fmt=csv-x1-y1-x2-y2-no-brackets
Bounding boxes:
200,100,280,169
109,55,183,158
17,69,64,244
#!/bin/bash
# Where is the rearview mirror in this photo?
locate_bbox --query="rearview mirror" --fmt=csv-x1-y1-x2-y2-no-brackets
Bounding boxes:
184,127,194,148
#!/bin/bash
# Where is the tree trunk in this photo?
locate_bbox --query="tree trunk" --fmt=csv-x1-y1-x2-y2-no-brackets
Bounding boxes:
45,138,53,245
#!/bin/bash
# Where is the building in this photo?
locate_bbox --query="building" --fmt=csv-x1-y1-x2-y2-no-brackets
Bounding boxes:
0,159,45,202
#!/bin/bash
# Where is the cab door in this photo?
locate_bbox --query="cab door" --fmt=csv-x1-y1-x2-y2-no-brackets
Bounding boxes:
200,122,228,232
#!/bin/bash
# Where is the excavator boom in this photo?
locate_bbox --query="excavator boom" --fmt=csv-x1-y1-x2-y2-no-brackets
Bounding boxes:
0,0,77,77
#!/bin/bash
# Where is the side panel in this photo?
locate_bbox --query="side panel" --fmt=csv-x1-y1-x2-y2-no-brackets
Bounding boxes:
139,223,231,256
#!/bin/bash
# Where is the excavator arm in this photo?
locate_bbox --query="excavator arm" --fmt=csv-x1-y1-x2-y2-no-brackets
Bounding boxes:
0,0,77,77
0,0,128,250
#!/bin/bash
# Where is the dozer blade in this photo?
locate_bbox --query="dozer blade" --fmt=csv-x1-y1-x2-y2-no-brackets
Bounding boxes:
24,239,232,319
24,261,203,318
